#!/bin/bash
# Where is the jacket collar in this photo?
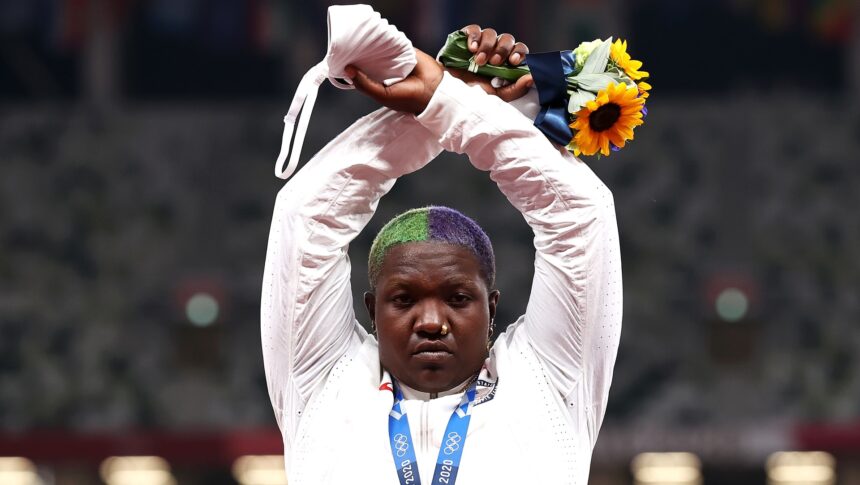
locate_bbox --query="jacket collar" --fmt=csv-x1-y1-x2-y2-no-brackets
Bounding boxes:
380,370,480,401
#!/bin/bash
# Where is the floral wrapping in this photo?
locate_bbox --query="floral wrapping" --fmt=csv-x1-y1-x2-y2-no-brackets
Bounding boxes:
438,31,651,157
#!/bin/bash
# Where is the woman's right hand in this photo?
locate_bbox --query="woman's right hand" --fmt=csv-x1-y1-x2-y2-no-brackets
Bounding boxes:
445,24,533,102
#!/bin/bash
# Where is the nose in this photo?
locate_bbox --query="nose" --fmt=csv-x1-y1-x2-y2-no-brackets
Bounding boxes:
413,300,446,336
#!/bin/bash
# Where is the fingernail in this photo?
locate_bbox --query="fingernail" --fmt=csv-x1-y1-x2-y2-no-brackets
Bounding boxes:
511,53,521,64
471,41,478,50
490,54,502,65
475,52,486,65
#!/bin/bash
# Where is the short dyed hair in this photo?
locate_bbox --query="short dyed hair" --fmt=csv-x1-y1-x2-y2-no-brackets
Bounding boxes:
368,206,495,290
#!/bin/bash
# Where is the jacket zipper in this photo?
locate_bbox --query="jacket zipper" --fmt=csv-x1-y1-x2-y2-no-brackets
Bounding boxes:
421,400,429,466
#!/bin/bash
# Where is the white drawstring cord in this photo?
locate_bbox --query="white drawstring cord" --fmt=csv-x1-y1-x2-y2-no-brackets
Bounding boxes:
274,61,329,180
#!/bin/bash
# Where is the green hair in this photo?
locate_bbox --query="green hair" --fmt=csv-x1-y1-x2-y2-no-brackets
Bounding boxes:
368,206,495,289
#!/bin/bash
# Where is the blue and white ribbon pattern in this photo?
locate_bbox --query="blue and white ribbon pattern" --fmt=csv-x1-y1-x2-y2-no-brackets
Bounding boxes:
388,380,478,485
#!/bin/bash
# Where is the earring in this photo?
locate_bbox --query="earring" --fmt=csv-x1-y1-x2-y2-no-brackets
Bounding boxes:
371,320,376,333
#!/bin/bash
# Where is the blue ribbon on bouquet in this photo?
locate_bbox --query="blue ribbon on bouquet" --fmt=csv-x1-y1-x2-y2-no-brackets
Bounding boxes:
522,51,577,146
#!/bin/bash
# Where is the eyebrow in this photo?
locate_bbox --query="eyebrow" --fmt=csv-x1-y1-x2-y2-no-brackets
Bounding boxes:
382,277,481,291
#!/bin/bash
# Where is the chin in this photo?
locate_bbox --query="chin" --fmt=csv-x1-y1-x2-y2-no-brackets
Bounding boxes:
409,367,461,393
414,381,454,393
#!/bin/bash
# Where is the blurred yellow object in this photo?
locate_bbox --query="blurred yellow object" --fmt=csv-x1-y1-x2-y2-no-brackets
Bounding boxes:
99,456,176,485
233,455,288,485
631,452,702,485
767,451,836,485
0,457,40,485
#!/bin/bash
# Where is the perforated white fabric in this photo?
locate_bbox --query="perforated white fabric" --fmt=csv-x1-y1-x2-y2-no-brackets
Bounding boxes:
274,4,416,180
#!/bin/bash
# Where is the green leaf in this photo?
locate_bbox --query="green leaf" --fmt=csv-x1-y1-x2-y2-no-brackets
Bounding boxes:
438,30,531,82
437,31,472,64
568,90,596,113
474,63,530,81
570,73,621,92
603,65,634,86
580,37,612,75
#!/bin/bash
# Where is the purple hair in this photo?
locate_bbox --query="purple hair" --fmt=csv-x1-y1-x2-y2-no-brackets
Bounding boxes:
368,206,495,289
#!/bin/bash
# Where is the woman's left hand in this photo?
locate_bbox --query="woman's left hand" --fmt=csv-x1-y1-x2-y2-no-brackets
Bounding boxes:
346,49,444,115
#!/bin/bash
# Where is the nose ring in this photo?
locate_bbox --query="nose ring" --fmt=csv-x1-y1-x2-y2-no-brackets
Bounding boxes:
440,323,449,336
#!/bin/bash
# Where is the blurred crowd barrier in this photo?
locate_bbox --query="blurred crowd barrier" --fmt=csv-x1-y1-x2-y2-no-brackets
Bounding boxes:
2,90,858,438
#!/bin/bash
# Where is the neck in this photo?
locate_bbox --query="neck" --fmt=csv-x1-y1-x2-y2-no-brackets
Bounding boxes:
397,375,478,401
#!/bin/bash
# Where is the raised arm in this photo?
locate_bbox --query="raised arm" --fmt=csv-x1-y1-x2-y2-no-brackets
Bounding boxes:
261,108,442,438
413,71,623,447
267,27,537,443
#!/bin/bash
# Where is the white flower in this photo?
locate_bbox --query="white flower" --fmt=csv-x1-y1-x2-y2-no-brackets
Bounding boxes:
573,39,603,71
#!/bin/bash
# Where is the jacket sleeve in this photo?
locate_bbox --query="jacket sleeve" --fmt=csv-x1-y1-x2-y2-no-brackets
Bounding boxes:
261,107,443,439
415,73,623,445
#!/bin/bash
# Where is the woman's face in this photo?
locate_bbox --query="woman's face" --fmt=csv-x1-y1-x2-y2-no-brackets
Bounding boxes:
365,241,499,393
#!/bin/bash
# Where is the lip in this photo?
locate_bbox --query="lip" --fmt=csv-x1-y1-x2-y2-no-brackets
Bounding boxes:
412,341,452,355
412,351,452,362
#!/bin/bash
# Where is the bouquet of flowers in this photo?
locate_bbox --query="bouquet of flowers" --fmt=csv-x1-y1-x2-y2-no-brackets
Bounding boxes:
439,31,651,157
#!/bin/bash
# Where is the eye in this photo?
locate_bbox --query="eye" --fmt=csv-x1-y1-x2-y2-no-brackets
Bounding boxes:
448,293,472,305
390,294,414,307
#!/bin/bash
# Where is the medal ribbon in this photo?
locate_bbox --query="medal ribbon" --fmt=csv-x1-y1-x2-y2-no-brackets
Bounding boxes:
388,380,477,485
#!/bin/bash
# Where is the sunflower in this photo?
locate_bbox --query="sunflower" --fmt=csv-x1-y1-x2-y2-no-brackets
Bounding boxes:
570,82,645,156
637,80,652,99
610,39,649,81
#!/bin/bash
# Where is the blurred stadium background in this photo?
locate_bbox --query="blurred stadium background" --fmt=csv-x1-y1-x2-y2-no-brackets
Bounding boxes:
1,0,858,483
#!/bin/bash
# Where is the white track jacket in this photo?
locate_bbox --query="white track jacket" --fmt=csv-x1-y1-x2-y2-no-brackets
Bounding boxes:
261,72,623,484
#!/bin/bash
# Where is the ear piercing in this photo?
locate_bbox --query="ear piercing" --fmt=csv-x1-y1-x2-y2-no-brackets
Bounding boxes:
441,323,449,336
